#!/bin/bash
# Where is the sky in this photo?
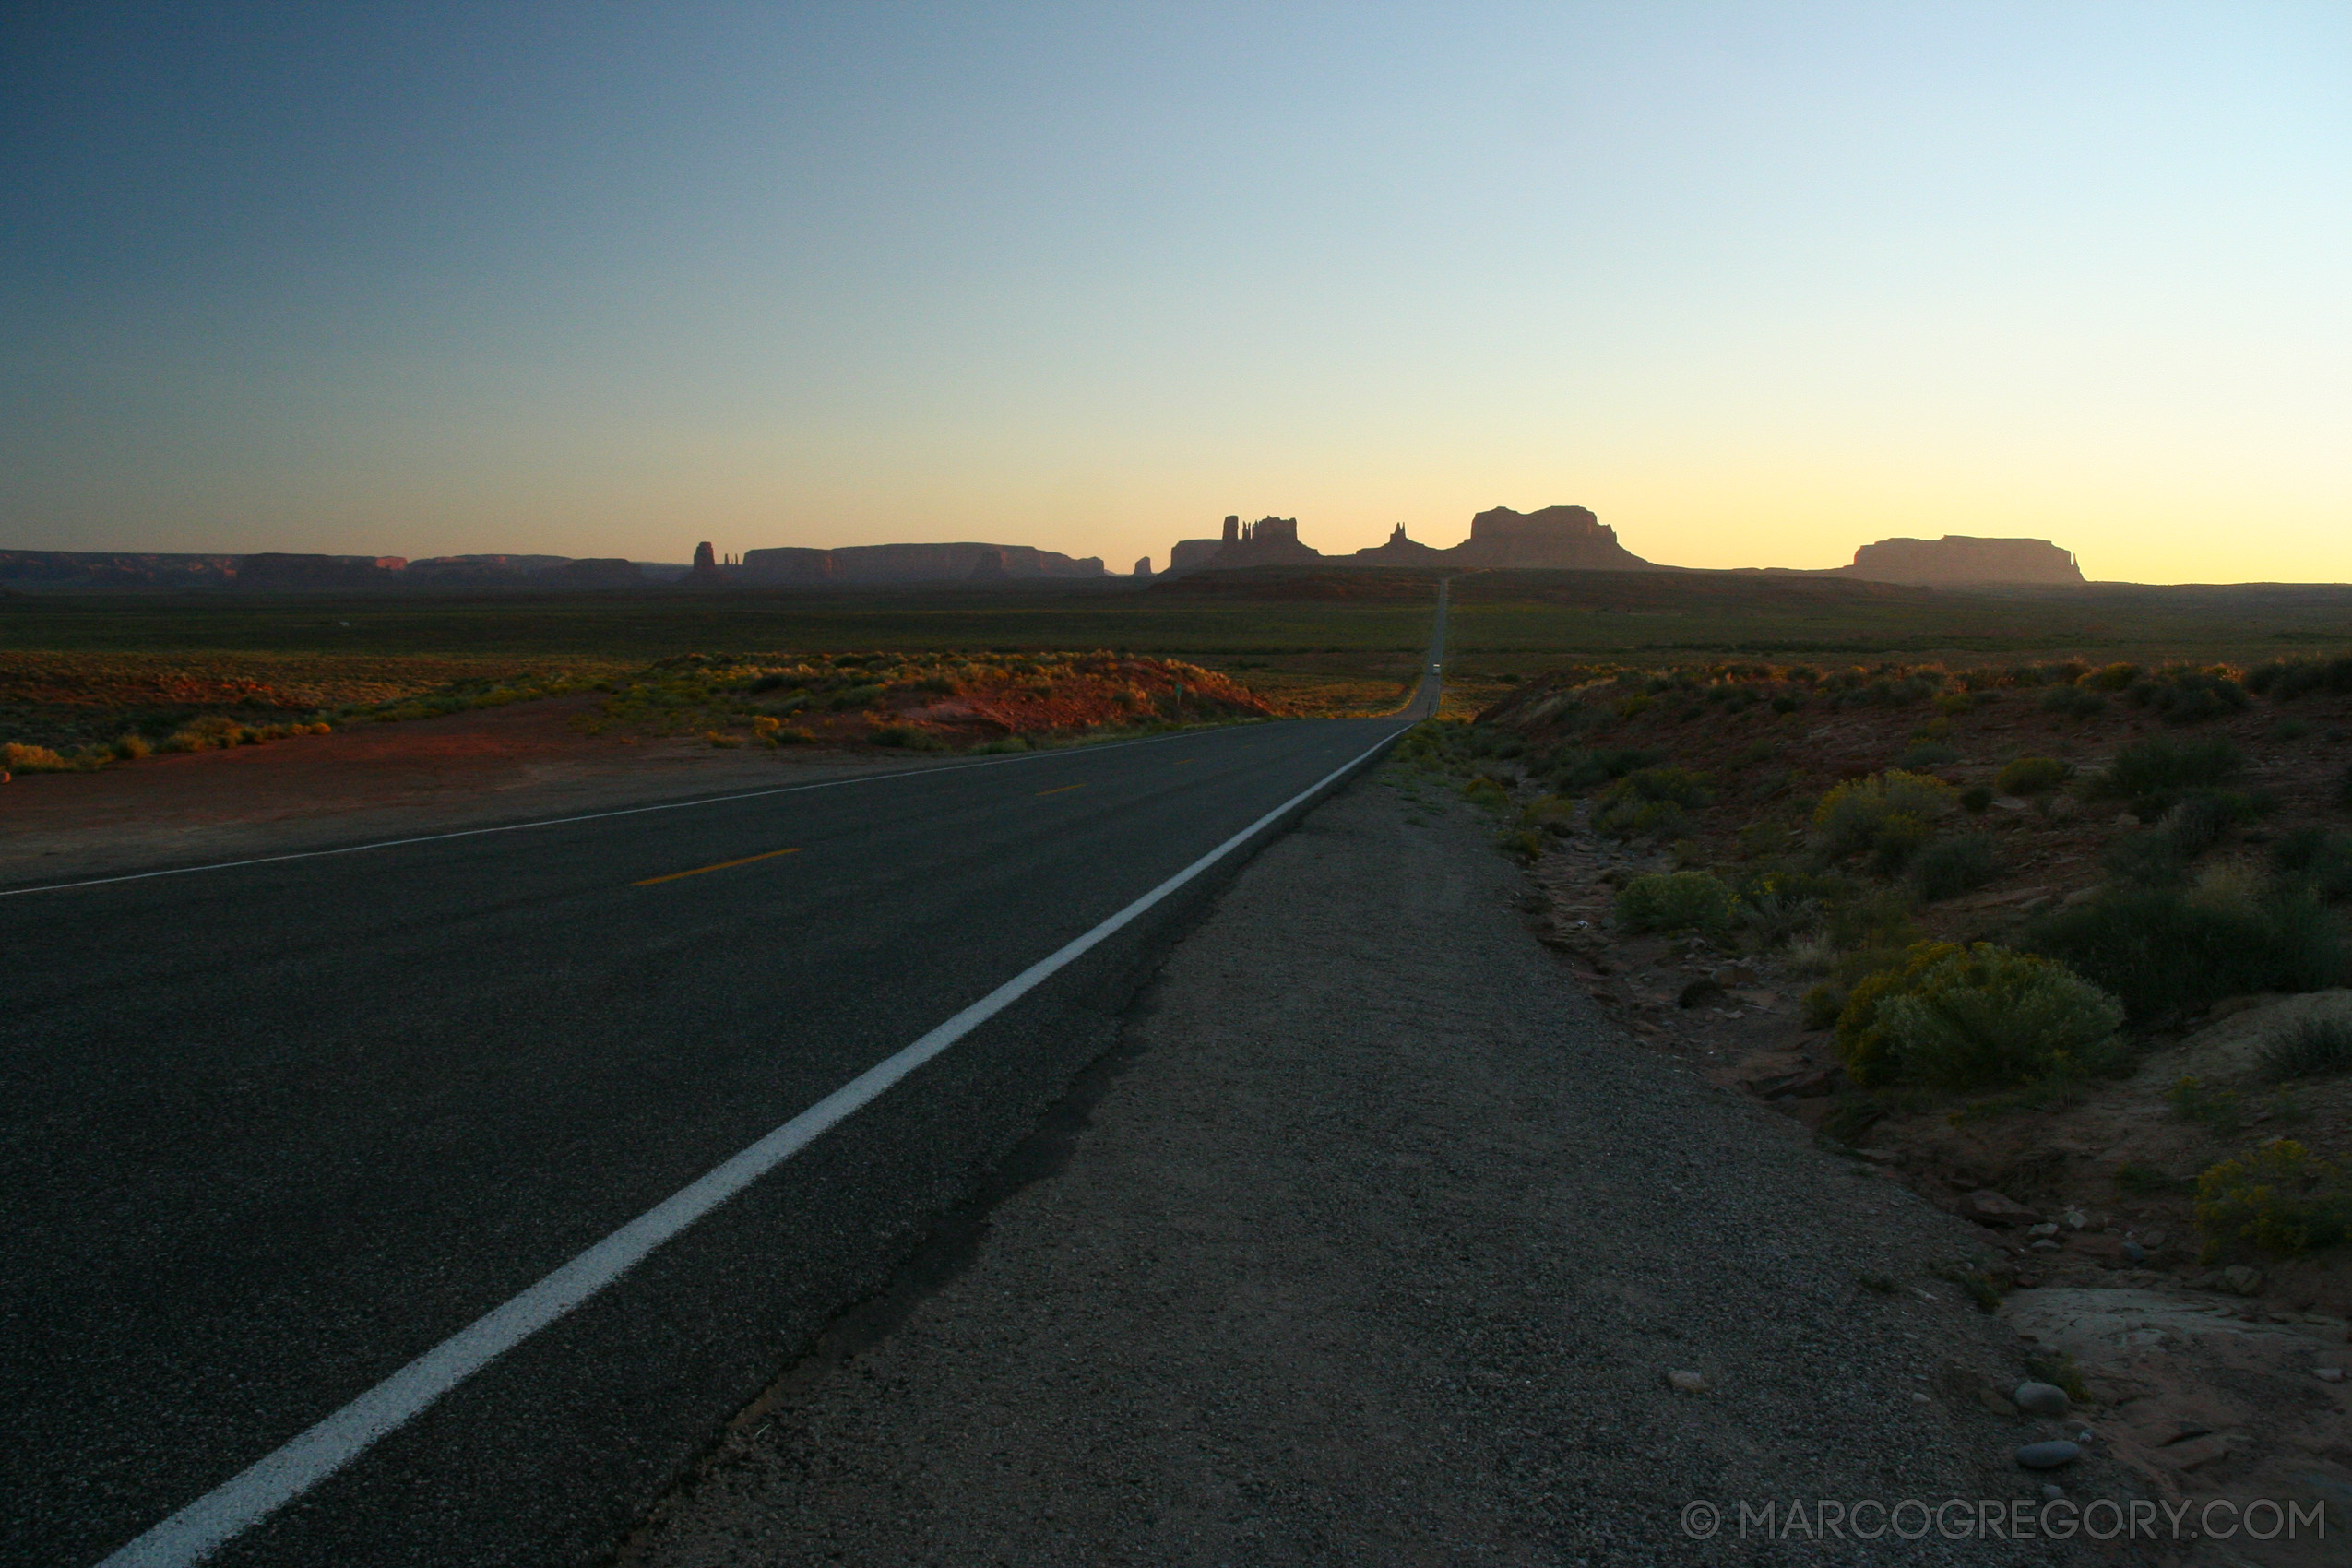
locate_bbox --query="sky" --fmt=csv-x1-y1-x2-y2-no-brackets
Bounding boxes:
3,3,2346,581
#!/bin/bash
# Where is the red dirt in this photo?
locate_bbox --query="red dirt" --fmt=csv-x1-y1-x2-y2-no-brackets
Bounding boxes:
0,695,913,888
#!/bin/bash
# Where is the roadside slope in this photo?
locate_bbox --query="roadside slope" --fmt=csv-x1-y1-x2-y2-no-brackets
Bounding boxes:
624,768,2129,1566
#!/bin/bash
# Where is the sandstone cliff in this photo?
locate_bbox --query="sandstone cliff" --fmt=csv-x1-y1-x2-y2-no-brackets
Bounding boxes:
736,542,1106,584
1839,535,2084,586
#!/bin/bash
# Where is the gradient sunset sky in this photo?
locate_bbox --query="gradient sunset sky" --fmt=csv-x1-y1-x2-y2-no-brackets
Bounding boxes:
4,3,2346,581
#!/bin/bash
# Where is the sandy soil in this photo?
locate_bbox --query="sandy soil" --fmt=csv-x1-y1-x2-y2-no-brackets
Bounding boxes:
0,696,935,889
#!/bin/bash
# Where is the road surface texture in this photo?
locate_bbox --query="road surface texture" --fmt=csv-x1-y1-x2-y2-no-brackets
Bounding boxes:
2,638,1439,1567
623,774,2137,1567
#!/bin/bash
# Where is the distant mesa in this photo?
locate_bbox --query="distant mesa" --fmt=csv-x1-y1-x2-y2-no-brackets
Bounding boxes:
1162,505,1654,576
0,549,650,591
1132,556,1153,578
732,541,1106,585
1835,535,2084,587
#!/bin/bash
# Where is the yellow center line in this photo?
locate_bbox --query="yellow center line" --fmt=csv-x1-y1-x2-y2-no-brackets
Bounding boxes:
1035,783,1087,797
632,847,802,886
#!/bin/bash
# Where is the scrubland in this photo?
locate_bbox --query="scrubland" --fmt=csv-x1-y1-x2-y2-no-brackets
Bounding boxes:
1398,649,2352,1522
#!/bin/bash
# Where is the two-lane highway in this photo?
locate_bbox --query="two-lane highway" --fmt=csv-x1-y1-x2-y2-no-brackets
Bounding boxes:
2,601,1445,1568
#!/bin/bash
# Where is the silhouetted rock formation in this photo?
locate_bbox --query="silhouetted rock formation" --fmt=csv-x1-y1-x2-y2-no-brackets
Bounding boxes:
968,549,1011,580
229,553,409,588
0,550,244,588
407,553,575,584
1163,505,1653,576
736,542,1106,585
1168,537,1227,573
1352,524,1448,564
1213,516,1322,568
1451,505,1651,570
1132,557,1153,577
1838,535,2085,586
690,541,723,580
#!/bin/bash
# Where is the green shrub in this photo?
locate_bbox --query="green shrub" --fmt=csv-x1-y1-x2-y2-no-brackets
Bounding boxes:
2085,662,2144,692
2038,686,2107,719
2245,655,2352,700
1593,798,1690,840
2166,1074,2244,1134
2125,667,2249,725
1615,871,1738,934
1996,756,2071,795
1824,886,1921,953
1545,746,1662,791
1958,784,1993,814
1897,741,1958,769
2,741,75,772
1866,811,1934,874
872,725,944,749
1834,943,1960,1086
1802,982,1847,1030
2100,734,2243,800
2099,830,2191,888
2026,885,2344,1020
2273,827,2352,901
1867,944,2123,1090
1462,776,1511,809
1911,835,2000,901
2196,1140,2352,1258
1602,766,1714,808
1497,827,1546,861
111,733,152,761
2261,1016,2352,1083
1739,889,1824,946
1812,770,1956,861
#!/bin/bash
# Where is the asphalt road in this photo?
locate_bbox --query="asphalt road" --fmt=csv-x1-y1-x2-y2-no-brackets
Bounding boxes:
1,604,1444,1568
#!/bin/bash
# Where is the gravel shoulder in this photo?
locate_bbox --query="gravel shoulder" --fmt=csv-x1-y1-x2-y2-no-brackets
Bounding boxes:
623,767,2144,1566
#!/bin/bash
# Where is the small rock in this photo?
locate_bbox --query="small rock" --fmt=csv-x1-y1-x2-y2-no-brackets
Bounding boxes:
2316,1368,2346,1383
2061,1207,2088,1230
1963,1190,2041,1227
2040,1484,2065,1502
1910,1391,1931,1403
1666,1369,1707,1393
2026,1222,2060,1238
2013,1382,2071,1417
2141,1229,2168,1248
2046,795,2081,821
2017,1441,2081,1470
2031,1239,2061,1251
2222,1265,2263,1296
2121,1241,2148,1265
1978,1387,2020,1417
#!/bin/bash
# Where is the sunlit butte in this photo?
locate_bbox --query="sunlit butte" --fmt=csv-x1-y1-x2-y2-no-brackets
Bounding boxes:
4,3,2346,582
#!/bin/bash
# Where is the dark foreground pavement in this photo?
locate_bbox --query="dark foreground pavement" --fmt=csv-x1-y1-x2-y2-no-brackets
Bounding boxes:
623,772,2140,1567
1,680,1431,1567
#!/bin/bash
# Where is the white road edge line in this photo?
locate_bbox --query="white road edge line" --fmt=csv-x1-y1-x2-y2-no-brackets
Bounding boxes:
92,720,1415,1568
2,724,1232,898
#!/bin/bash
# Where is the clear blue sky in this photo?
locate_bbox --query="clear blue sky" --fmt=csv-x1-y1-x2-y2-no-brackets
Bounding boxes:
4,2,2346,579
